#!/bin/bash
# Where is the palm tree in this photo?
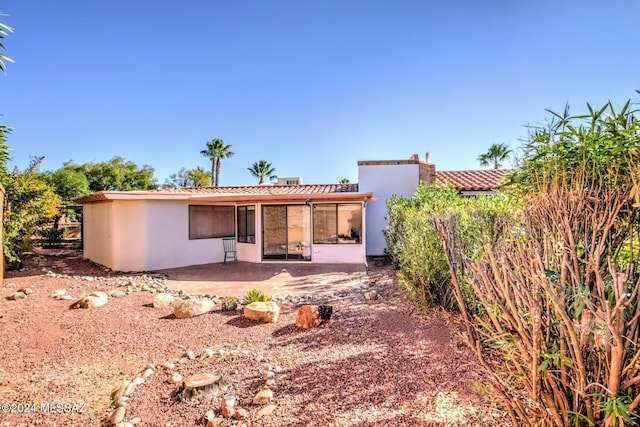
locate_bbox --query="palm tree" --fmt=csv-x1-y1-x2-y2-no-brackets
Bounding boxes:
200,139,234,186
478,143,511,169
248,160,277,184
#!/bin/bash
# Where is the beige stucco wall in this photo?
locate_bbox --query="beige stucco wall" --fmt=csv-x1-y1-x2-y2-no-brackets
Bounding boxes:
312,244,365,263
358,162,419,256
83,199,368,271
83,202,114,268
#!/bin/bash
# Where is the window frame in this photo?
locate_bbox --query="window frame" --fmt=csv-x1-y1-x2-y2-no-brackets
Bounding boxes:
237,205,256,244
188,205,235,240
312,203,362,245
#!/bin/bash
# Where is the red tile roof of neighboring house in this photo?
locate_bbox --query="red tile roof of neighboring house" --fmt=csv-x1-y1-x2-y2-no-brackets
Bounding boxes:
435,169,508,191
73,183,375,204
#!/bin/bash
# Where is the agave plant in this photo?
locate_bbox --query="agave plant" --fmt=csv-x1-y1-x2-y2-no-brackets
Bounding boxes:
244,289,271,303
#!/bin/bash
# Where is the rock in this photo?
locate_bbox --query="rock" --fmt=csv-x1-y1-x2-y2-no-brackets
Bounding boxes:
319,305,333,320
199,348,214,359
204,409,216,422
364,290,378,301
252,388,273,405
111,406,126,424
110,290,126,298
133,377,145,386
153,293,174,308
221,406,235,418
6,292,26,301
265,379,276,387
113,380,130,403
123,382,137,397
184,350,196,360
222,394,236,410
233,408,249,420
169,373,183,384
161,361,175,370
243,301,280,323
264,371,275,380
256,404,276,418
51,289,67,298
116,423,134,427
129,417,142,425
174,299,215,318
16,288,34,295
142,368,154,378
181,373,229,403
206,418,223,427
73,291,109,308
60,295,74,300
295,305,321,329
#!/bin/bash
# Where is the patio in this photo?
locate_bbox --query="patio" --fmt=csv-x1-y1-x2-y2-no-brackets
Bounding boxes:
154,261,368,298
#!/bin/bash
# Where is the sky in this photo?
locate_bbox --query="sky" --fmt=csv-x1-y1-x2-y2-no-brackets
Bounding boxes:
2,1,640,186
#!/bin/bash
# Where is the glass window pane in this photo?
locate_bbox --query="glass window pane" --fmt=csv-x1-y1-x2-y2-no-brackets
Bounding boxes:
313,204,337,243
337,204,362,244
189,205,235,239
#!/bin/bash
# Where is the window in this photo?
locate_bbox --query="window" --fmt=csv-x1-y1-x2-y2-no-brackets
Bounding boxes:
237,205,256,243
313,203,362,244
189,205,235,240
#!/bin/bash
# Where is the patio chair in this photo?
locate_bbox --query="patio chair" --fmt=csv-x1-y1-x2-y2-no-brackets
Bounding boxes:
222,237,237,263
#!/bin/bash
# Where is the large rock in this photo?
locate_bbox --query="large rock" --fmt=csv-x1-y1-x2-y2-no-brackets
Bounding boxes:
74,291,109,308
295,305,321,329
244,301,280,323
174,299,215,319
153,293,175,308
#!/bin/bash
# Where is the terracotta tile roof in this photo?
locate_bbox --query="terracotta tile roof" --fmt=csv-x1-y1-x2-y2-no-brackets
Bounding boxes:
73,183,368,204
435,169,508,191
150,183,359,195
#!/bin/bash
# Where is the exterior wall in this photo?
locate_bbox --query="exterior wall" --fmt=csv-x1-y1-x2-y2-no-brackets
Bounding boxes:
143,200,226,270
83,202,114,268
358,162,420,256
312,244,364,263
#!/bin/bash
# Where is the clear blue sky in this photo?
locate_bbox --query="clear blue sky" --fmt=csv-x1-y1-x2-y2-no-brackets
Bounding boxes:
2,1,639,186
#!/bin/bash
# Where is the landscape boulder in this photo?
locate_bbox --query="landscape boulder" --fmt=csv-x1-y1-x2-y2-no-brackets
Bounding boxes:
153,293,175,308
73,291,109,308
244,301,280,323
174,299,215,319
295,305,321,329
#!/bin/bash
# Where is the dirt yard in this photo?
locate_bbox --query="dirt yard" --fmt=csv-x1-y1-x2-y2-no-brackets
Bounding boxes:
0,252,510,427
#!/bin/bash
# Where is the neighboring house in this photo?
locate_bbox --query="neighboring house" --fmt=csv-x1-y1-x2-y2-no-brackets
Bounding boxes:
358,154,507,256
74,184,375,271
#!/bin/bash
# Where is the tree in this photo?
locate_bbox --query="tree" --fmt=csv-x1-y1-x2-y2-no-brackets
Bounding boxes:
477,143,511,169
340,178,350,184
248,160,277,184
0,12,13,73
200,139,234,187
163,166,211,188
82,157,157,192
50,164,90,203
2,169,62,266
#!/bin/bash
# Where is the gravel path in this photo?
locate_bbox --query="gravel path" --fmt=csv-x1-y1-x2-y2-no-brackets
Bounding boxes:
0,252,510,427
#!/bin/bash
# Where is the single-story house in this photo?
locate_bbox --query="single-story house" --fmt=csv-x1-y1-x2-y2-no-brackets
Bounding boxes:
74,153,507,271
73,184,376,272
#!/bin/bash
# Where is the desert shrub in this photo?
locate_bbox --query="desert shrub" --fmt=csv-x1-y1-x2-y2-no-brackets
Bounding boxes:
244,289,271,303
39,225,68,248
385,183,516,310
220,296,238,311
2,172,62,266
432,99,640,426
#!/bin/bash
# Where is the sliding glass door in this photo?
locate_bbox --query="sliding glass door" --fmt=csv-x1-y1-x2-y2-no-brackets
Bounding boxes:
262,205,311,261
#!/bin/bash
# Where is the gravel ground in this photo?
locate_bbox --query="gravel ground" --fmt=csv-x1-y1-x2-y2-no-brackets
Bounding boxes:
0,252,511,427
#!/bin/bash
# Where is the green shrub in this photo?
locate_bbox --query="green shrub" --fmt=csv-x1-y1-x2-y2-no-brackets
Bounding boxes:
243,289,271,303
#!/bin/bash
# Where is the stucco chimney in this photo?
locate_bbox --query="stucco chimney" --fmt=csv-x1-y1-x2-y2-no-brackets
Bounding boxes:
425,152,429,162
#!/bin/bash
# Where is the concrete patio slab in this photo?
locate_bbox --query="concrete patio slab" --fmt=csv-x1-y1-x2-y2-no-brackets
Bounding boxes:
154,262,367,297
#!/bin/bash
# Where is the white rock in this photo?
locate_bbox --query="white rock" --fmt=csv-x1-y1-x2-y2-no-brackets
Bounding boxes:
75,291,109,308
174,299,216,318
252,388,274,405
243,301,281,323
